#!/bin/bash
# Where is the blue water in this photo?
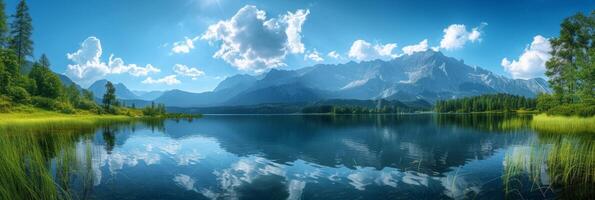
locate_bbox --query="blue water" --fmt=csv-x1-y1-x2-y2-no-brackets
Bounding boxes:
38,114,587,199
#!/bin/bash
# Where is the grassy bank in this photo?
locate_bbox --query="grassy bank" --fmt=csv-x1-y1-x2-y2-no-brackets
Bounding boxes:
531,114,595,134
0,109,136,132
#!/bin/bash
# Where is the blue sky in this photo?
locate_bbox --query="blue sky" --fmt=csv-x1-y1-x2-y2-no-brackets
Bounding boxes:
6,0,594,92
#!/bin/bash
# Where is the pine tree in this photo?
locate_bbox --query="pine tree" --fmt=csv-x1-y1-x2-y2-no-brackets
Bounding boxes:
0,0,8,47
9,0,33,66
102,81,116,113
38,54,49,68
546,11,594,105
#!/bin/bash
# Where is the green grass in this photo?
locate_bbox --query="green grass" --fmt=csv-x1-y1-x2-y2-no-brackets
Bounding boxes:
503,135,595,198
531,114,595,134
0,127,95,199
0,110,135,133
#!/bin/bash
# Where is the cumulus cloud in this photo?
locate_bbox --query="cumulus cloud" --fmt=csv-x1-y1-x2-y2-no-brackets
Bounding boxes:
173,64,205,80
305,50,324,62
402,39,429,55
201,5,309,73
142,75,181,85
171,37,199,54
108,55,160,76
501,35,552,79
327,51,340,59
348,40,397,61
66,37,111,86
66,36,160,86
173,174,197,191
439,23,487,50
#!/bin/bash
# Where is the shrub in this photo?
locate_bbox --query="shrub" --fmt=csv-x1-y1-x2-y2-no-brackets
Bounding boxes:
54,101,76,114
0,95,12,112
76,99,99,110
9,87,31,104
547,104,595,117
31,96,57,110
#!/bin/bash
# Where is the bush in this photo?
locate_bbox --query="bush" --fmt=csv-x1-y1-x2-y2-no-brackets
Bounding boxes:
31,96,58,110
546,104,595,117
54,101,76,114
9,87,31,104
77,99,99,110
0,95,12,112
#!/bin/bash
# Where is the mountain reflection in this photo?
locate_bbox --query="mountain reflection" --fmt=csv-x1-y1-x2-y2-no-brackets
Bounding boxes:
5,114,587,199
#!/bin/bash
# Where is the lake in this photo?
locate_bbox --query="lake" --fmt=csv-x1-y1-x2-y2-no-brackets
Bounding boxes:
0,114,593,199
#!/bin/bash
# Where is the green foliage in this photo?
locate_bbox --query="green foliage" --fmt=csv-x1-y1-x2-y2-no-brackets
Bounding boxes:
30,96,76,114
102,81,116,113
28,63,62,98
435,93,536,113
142,102,167,117
0,95,10,112
0,0,8,47
0,48,18,82
545,103,595,117
545,11,594,108
63,84,79,106
8,0,33,65
8,86,29,103
38,53,49,68
536,93,558,112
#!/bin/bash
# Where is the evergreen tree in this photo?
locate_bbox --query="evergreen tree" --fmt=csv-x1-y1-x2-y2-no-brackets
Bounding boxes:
102,81,116,113
546,11,594,104
9,0,33,66
0,0,8,47
38,53,49,68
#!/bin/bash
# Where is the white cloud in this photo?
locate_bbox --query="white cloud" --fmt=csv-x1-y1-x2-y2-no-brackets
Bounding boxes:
173,64,205,80
66,37,110,86
283,9,309,54
108,55,160,76
348,39,397,61
501,35,552,79
201,5,309,73
439,22,487,50
305,50,324,62
401,39,429,55
66,36,160,86
171,37,199,54
142,75,181,85
327,51,340,59
173,174,196,191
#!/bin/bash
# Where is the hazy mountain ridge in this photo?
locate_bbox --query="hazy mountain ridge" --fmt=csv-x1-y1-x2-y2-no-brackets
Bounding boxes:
87,51,551,108
153,51,549,107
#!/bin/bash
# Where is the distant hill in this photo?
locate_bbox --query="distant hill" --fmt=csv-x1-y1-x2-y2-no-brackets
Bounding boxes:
153,50,550,107
88,79,140,100
132,90,165,101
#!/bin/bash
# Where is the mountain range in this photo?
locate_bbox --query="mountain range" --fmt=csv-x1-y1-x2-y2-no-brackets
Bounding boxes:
84,51,551,108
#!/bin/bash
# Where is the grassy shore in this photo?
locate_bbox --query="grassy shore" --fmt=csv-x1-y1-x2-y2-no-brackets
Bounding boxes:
531,114,595,134
0,109,137,132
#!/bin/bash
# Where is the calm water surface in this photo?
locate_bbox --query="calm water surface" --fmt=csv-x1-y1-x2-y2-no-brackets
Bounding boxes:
1,114,593,199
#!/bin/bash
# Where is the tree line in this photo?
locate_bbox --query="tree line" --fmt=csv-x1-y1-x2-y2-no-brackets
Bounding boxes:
434,93,536,113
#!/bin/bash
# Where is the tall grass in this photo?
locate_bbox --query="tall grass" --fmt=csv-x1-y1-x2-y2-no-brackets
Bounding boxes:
0,111,158,199
0,130,88,199
503,134,595,198
0,111,134,132
531,114,595,134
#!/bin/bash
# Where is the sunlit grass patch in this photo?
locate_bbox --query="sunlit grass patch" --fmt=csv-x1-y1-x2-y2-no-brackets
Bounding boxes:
531,114,595,134
0,110,135,132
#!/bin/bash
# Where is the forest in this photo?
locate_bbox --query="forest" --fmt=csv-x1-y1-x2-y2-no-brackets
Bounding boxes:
434,93,536,113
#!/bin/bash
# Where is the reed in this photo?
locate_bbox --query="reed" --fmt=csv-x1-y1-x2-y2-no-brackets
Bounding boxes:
503,135,595,198
531,114,595,134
